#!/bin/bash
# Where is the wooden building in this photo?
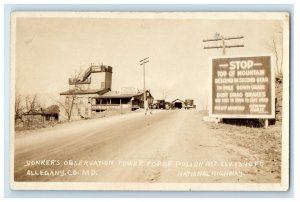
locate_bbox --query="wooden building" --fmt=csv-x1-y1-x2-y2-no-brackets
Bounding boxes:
21,105,60,127
59,64,112,121
91,90,153,114
59,64,154,120
171,99,185,109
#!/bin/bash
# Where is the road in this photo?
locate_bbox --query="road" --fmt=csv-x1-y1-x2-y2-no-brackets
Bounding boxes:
14,110,280,183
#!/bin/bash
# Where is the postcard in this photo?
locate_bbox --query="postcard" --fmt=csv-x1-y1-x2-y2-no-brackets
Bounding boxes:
10,12,290,191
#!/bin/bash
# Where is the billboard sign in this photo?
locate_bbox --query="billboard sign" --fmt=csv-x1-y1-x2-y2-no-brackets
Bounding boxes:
209,55,275,118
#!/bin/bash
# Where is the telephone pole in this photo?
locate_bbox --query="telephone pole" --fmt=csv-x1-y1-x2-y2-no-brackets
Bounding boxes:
203,34,244,124
203,34,244,55
140,57,149,109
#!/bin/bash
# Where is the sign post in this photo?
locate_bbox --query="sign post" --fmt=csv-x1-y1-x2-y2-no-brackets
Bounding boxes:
209,55,275,124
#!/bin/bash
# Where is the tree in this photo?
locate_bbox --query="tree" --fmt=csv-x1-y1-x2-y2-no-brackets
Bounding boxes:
265,23,283,75
24,94,41,113
15,94,43,128
56,69,84,121
15,94,24,122
58,94,76,121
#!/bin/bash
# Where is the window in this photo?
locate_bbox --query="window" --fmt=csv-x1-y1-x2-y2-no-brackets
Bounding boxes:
85,107,89,116
77,108,81,115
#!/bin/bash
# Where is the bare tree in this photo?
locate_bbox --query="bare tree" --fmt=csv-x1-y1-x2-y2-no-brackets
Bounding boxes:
265,23,283,75
15,94,24,122
15,94,43,129
57,94,76,121
24,94,41,113
56,69,84,121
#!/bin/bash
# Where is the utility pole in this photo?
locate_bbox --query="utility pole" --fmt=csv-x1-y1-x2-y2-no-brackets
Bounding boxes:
140,57,149,110
203,34,244,55
203,34,244,124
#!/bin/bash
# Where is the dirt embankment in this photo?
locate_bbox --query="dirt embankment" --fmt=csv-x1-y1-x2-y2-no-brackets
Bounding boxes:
207,121,281,182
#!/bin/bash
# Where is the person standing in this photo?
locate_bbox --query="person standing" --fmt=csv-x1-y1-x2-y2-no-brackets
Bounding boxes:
144,97,153,115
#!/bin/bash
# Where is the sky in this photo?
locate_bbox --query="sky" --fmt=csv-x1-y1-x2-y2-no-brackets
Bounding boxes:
14,13,284,109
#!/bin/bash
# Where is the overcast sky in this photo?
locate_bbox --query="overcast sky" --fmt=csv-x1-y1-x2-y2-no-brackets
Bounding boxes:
14,14,283,108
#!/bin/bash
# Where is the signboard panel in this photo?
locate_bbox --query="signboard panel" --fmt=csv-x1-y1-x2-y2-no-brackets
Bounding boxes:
209,55,275,118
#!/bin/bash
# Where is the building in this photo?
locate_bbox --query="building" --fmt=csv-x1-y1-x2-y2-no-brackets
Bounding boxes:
171,99,185,109
170,99,196,109
42,105,60,121
21,105,60,128
91,88,153,116
184,99,196,109
59,64,112,120
59,64,153,120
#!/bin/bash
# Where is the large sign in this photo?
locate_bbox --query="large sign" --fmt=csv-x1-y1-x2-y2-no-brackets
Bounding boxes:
209,55,275,118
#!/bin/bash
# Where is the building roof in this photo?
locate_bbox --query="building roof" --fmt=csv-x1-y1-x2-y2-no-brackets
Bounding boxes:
60,88,110,96
23,105,60,116
171,98,185,104
23,111,43,116
93,90,153,99
42,105,60,114
94,90,145,99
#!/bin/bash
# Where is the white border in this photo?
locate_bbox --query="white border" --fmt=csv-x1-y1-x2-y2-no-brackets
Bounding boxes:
11,11,288,20
11,181,287,191
9,11,290,192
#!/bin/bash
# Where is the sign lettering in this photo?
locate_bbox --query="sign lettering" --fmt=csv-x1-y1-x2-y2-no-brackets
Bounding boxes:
210,56,275,118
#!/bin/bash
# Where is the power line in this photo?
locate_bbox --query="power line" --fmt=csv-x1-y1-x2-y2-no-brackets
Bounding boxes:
203,45,244,49
202,36,244,42
203,34,244,55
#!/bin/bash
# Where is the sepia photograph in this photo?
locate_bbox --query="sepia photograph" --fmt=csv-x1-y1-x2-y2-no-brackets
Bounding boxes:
10,12,290,191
